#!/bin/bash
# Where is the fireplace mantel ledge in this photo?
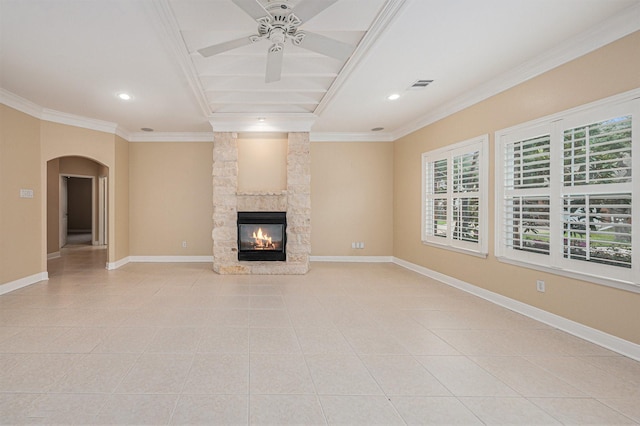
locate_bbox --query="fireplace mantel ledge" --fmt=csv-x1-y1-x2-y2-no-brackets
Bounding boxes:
236,190,287,196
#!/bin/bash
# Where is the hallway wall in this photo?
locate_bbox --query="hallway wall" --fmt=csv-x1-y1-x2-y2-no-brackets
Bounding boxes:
0,104,42,284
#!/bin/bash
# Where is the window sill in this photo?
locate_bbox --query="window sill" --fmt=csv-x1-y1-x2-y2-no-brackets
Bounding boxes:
495,256,640,294
421,241,488,259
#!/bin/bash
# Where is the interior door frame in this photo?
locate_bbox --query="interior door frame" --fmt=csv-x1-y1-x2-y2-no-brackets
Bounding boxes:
98,176,108,246
59,174,95,247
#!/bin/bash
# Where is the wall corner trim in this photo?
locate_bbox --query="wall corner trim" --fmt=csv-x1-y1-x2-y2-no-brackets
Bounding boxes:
0,272,49,296
392,257,640,362
106,257,130,270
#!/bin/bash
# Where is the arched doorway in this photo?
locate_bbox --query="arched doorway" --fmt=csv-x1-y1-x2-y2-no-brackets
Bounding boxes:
46,156,108,275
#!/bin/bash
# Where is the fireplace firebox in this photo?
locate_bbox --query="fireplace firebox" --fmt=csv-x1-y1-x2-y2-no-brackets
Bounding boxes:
237,212,287,261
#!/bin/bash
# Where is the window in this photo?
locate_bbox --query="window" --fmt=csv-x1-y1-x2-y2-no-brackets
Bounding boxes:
496,91,639,291
422,135,488,256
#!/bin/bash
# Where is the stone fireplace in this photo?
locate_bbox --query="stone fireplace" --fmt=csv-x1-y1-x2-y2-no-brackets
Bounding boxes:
212,132,310,274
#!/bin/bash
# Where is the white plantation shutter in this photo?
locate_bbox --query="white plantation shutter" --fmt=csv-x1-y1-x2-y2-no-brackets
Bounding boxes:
504,196,550,255
559,115,633,272
422,135,488,256
505,134,551,190
452,151,480,243
424,158,448,238
502,133,551,257
562,194,632,268
563,116,632,186
496,92,639,291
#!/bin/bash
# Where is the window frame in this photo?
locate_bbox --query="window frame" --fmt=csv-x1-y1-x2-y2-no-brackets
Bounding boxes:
422,134,489,257
495,90,640,293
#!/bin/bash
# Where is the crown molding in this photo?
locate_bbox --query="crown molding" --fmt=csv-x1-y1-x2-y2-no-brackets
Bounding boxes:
1,88,121,135
0,88,44,118
391,2,640,140
128,132,214,142
310,132,394,142
40,108,118,134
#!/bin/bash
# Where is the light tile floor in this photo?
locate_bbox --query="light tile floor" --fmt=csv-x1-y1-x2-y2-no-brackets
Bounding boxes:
1,245,639,425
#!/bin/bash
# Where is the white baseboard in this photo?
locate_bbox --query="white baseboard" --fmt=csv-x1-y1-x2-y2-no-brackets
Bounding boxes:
310,256,394,263
47,251,61,260
129,256,214,263
392,257,640,362
106,255,213,270
0,272,48,295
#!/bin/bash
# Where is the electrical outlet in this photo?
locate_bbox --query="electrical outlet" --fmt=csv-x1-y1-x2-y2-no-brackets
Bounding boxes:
351,242,356,249
182,241,187,248
536,280,545,292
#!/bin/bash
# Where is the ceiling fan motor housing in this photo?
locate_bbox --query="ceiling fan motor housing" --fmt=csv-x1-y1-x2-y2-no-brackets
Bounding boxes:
254,7,304,47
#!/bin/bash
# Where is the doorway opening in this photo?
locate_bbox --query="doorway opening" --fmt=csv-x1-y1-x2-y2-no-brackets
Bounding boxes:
60,175,94,247
47,156,108,273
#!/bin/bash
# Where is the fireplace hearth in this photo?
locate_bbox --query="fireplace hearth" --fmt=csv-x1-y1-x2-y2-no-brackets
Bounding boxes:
237,212,286,261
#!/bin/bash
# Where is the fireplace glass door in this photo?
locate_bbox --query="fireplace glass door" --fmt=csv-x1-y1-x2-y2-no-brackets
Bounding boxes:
237,212,286,261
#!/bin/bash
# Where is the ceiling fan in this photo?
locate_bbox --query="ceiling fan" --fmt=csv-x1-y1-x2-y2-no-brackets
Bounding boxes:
197,0,354,83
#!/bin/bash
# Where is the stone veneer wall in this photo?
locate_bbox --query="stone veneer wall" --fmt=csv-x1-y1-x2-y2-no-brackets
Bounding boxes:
212,132,311,274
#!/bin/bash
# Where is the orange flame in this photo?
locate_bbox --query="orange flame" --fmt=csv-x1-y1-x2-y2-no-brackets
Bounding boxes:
252,227,273,248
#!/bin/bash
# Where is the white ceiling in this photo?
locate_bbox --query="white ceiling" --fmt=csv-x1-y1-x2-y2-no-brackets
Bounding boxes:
1,0,639,140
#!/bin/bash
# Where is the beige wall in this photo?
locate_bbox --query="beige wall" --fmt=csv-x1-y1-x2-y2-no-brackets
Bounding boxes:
393,31,640,344
311,142,394,256
237,133,288,193
40,121,121,263
0,105,43,284
129,142,213,256
114,136,129,260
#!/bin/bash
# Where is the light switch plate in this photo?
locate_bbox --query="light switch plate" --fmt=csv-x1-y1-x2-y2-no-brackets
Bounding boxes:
20,189,34,198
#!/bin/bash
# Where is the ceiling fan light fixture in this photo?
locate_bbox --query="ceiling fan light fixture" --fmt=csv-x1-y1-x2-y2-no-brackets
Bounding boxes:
198,0,351,83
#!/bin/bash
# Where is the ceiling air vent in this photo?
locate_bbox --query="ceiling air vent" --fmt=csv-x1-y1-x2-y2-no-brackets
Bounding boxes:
409,79,434,90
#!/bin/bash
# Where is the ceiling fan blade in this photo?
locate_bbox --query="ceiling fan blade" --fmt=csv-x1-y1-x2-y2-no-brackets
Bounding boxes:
299,32,354,61
232,0,270,20
198,36,253,57
265,46,284,83
291,0,338,22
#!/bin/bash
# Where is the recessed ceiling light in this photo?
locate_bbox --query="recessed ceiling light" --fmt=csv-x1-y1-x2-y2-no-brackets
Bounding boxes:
371,127,384,132
258,117,266,122
117,92,132,101
140,127,154,132
387,93,400,101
